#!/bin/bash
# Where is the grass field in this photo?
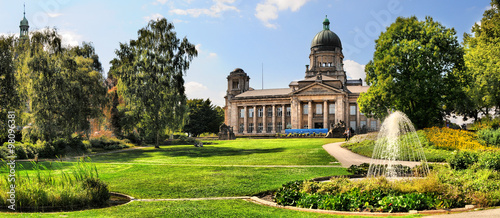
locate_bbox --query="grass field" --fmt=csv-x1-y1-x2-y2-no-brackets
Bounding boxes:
1,137,413,217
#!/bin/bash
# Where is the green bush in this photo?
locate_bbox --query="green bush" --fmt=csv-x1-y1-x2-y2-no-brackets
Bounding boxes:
447,150,479,170
478,128,500,147
476,151,500,171
89,136,130,150
346,163,370,175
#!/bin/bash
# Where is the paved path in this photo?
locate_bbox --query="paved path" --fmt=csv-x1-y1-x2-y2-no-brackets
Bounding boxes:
322,142,424,168
425,208,500,218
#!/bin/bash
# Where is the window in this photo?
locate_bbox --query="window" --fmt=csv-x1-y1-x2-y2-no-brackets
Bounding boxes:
267,122,273,133
303,125,308,129
277,107,282,117
232,80,239,89
329,103,335,114
239,123,244,133
316,103,322,114
239,109,245,118
248,123,254,133
286,107,291,116
277,122,282,132
350,121,357,131
303,104,308,114
257,108,263,117
286,122,292,129
267,107,273,117
249,108,254,118
360,121,367,129
371,120,377,130
350,105,357,115
257,123,263,133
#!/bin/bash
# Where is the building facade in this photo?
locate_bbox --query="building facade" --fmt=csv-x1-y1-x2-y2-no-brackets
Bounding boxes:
224,17,379,135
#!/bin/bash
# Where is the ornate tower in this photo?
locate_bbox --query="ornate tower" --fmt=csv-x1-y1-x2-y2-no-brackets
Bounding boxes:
306,16,345,82
19,4,29,40
225,68,250,102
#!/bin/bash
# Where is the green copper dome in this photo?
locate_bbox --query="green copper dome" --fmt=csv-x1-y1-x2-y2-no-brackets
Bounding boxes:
20,16,29,27
311,16,342,49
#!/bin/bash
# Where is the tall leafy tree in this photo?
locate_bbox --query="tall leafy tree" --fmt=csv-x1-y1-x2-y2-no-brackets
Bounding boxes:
463,0,500,118
358,16,466,128
0,36,20,142
22,29,106,141
111,18,197,148
184,99,224,137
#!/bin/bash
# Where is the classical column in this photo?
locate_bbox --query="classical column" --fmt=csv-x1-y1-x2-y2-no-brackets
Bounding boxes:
262,105,266,133
281,104,285,133
298,101,302,129
356,103,360,130
243,106,248,133
271,104,276,133
323,100,328,129
253,105,257,133
308,101,313,129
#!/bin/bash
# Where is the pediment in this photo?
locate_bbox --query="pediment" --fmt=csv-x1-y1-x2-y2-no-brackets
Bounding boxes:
293,82,342,95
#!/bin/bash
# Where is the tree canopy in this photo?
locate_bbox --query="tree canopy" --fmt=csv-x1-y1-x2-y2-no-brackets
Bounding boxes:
358,16,466,129
462,0,500,119
184,99,224,137
110,18,197,148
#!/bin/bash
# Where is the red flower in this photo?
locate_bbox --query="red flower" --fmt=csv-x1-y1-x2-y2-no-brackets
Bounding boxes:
389,203,392,206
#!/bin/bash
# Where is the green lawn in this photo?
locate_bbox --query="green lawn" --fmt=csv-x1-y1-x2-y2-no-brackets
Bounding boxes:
0,200,418,218
2,137,392,217
89,138,342,165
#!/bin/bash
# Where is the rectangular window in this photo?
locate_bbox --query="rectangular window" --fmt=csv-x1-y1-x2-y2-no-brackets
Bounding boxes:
277,107,282,117
232,81,239,89
360,121,367,129
267,107,273,117
240,109,245,118
350,105,357,116
286,107,291,116
316,103,322,114
257,123,263,133
249,108,254,118
248,123,254,133
303,104,308,114
286,122,291,129
303,124,308,129
329,103,335,114
371,120,377,130
257,108,263,117
267,122,273,133
350,121,357,131
277,122,282,132
239,123,244,133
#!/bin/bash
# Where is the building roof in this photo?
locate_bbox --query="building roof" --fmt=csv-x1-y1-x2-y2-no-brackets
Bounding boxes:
347,86,369,94
311,16,342,49
235,88,292,98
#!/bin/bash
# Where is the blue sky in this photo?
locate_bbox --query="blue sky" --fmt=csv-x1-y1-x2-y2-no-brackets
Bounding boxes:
0,0,492,106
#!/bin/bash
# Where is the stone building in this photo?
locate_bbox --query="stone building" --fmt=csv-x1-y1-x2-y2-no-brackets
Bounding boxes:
224,17,379,135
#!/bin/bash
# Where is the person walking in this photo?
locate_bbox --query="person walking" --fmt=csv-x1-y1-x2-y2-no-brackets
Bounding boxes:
343,128,350,141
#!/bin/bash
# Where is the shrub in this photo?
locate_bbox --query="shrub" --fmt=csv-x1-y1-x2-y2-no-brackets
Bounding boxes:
447,150,479,170
477,128,500,147
89,136,131,150
475,151,500,171
346,163,370,175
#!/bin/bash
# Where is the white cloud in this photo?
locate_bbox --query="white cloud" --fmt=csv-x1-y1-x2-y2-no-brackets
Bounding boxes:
343,60,366,84
144,13,164,22
208,52,217,58
185,81,208,97
255,0,311,28
169,0,239,18
47,13,62,18
156,0,168,4
195,44,218,58
195,44,202,52
57,29,82,47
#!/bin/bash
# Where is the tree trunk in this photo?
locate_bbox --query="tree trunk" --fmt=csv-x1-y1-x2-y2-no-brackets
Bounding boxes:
155,130,160,148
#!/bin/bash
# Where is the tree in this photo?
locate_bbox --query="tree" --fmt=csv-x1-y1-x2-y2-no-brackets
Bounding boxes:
358,16,466,129
20,29,107,141
463,0,500,118
184,99,224,137
0,36,20,142
111,18,197,148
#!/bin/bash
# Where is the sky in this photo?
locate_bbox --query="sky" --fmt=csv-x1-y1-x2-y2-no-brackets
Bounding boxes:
0,0,492,107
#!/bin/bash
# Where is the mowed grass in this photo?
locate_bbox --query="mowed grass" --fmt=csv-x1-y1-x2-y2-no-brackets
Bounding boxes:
90,138,343,165
1,138,357,217
0,200,418,218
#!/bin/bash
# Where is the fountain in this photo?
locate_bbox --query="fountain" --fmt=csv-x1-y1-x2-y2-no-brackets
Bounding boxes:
367,111,429,178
